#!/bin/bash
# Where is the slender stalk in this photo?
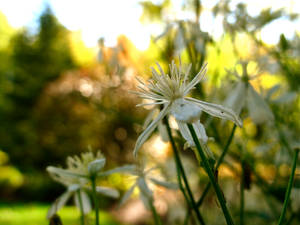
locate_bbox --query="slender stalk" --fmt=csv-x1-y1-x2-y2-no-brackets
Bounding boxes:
277,149,299,225
187,123,235,225
164,118,206,225
91,177,99,225
173,150,197,224
240,161,245,225
196,182,211,208
77,190,85,225
149,199,162,225
216,125,237,168
196,124,237,207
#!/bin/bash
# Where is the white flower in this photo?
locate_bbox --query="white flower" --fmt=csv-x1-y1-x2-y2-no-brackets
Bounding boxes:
47,151,133,218
133,61,242,156
47,151,106,181
119,164,178,209
46,184,92,219
224,62,274,124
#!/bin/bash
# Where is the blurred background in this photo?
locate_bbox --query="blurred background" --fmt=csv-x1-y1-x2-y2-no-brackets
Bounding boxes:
0,0,299,224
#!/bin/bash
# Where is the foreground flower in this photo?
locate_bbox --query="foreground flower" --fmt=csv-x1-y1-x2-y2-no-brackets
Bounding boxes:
133,61,242,156
46,151,127,218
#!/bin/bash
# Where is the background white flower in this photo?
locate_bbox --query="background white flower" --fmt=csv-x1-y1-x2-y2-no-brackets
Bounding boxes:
46,151,132,218
224,61,274,124
119,164,178,209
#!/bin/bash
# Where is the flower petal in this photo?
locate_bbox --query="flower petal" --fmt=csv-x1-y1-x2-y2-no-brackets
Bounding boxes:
149,178,178,189
74,190,92,214
170,98,202,123
185,97,243,127
143,107,159,129
119,184,137,206
133,103,170,156
99,165,137,176
137,177,152,198
177,120,208,146
96,186,120,198
192,120,208,144
224,82,246,115
88,158,106,175
47,166,88,180
183,63,207,96
68,184,81,192
47,191,72,219
139,191,151,210
177,120,192,144
247,84,274,124
158,121,169,142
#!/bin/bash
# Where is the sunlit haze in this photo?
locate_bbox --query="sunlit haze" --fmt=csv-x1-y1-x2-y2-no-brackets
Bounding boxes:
0,0,299,49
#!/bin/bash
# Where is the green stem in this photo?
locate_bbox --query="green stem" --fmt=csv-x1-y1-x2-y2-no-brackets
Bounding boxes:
149,198,162,225
164,118,206,225
187,123,235,225
240,161,245,225
77,190,85,225
196,124,237,207
91,177,99,225
277,149,299,225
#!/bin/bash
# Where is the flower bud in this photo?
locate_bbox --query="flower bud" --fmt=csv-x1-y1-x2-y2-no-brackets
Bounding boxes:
88,158,106,176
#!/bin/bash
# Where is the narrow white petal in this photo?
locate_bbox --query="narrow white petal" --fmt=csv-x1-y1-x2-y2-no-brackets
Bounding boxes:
181,64,192,92
100,165,137,176
134,91,166,102
119,184,137,206
177,121,193,145
47,166,88,179
224,82,246,115
156,62,165,76
186,97,243,127
67,184,81,192
133,103,170,156
136,101,167,107
183,63,207,96
143,108,158,129
158,121,169,142
177,120,208,146
137,177,152,197
135,76,146,85
193,120,208,144
96,186,120,198
74,190,92,214
144,166,159,175
149,178,178,189
47,191,72,219
140,191,151,210
247,84,274,124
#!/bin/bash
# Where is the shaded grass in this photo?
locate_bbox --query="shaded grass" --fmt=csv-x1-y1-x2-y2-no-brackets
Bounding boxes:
0,203,122,225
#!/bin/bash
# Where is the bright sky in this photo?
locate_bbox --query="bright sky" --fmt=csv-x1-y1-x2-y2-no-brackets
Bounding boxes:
0,0,299,50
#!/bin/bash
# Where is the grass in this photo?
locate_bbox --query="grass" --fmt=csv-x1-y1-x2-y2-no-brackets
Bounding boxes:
0,203,122,225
